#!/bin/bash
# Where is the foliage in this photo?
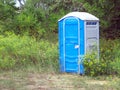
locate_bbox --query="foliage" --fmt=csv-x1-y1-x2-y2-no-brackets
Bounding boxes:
0,0,16,21
82,0,120,39
84,53,100,76
0,33,58,71
0,0,120,39
0,0,17,33
84,39,120,76
12,11,45,38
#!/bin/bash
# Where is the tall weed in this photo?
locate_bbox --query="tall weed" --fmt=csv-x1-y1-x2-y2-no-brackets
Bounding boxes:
0,33,58,71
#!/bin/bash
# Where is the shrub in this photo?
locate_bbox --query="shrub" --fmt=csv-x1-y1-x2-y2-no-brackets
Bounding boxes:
84,39,120,76
0,33,58,71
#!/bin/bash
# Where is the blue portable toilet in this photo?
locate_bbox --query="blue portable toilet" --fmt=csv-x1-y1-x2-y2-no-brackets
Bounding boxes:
58,12,99,74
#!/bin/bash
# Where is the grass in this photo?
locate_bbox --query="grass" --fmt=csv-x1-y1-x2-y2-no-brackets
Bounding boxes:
0,68,120,90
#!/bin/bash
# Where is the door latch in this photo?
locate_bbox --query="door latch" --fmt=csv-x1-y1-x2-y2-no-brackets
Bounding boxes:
75,45,79,49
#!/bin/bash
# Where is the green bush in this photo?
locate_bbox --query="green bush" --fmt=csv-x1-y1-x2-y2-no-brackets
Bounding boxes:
0,33,58,71
11,12,45,38
84,53,99,76
84,39,120,76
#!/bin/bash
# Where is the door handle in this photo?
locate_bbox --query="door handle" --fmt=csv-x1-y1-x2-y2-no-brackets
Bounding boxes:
75,45,79,49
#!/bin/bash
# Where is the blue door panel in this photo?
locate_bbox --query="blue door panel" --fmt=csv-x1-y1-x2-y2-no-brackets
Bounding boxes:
59,17,84,74
65,62,78,72
64,17,79,73
65,44,78,56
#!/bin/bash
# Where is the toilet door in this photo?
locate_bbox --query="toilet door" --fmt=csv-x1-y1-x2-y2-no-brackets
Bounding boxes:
63,17,80,73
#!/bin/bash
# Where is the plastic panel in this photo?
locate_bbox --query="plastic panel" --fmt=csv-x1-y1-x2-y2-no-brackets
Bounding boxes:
64,17,79,73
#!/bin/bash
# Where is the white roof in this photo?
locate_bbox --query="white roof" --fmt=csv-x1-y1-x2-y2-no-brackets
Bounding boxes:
58,12,99,21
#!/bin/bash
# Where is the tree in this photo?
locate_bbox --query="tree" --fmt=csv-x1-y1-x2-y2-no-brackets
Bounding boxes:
0,0,17,33
80,0,120,39
0,0,120,39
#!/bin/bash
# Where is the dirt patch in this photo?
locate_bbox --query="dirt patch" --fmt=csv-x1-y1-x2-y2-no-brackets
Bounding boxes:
86,80,108,85
25,73,75,90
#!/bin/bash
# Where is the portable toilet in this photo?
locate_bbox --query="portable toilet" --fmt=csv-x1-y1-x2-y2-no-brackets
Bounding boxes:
58,12,99,74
